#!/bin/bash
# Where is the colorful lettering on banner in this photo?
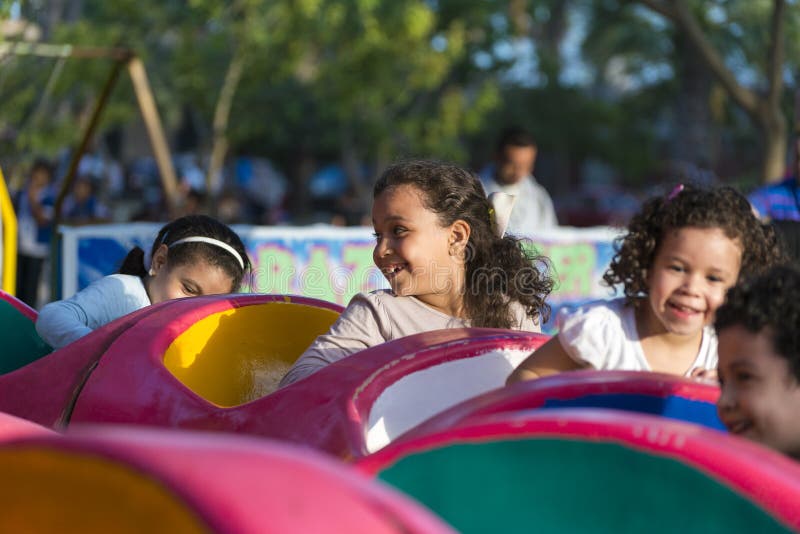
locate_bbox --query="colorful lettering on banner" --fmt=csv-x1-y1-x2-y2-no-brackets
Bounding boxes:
543,243,597,300
60,226,621,326
253,244,295,295
342,243,382,301
304,246,337,303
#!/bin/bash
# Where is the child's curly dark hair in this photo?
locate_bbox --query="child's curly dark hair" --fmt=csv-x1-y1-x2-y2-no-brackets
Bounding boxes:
374,160,554,329
603,184,784,304
715,264,800,382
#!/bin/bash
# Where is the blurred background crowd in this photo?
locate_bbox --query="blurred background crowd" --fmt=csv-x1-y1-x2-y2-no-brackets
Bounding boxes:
1,0,799,230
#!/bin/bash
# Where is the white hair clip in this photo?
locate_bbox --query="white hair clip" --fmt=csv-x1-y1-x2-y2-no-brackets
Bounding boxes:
488,192,517,238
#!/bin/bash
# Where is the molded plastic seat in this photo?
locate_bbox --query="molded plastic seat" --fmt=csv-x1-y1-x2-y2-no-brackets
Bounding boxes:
0,302,166,427
260,329,549,458
69,294,344,425
70,324,547,459
0,290,52,374
358,409,800,533
0,426,453,533
0,411,56,441
403,369,724,443
161,295,343,406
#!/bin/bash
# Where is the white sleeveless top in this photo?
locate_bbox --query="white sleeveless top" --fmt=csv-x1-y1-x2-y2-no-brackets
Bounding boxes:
557,298,718,375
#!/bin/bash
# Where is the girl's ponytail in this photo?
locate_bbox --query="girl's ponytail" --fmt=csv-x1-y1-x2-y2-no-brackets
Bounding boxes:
118,246,148,277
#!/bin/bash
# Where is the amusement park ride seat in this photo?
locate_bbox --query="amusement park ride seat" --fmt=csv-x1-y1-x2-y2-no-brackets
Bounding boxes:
357,409,800,534
65,318,551,459
0,426,452,534
0,301,170,427
0,410,55,441
0,290,52,374
67,293,343,426
0,293,342,429
250,328,551,458
159,294,343,406
400,369,724,443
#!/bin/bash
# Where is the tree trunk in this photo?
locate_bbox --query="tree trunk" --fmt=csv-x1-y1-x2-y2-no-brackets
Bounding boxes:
760,108,788,183
207,50,244,205
636,0,787,184
673,34,714,170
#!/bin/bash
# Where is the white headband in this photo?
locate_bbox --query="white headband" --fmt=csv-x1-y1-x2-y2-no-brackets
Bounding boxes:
170,236,246,270
488,192,517,238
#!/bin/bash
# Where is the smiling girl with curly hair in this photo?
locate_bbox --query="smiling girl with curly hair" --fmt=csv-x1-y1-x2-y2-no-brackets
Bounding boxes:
509,183,784,384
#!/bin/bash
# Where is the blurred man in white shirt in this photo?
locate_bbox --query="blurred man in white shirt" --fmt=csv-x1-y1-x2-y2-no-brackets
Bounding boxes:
480,127,558,236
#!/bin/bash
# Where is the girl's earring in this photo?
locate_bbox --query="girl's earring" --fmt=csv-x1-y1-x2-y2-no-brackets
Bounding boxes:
148,268,155,276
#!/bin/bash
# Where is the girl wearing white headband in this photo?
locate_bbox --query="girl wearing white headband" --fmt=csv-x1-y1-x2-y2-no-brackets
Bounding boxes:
37,214,250,349
281,159,554,387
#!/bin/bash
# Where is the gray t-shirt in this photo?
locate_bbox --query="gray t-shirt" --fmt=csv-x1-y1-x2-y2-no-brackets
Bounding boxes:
279,289,540,387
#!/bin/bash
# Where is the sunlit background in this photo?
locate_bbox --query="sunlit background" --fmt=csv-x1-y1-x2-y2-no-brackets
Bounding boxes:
1,0,798,227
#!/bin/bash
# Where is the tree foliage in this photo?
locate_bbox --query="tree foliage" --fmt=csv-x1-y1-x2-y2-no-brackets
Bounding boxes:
0,0,798,199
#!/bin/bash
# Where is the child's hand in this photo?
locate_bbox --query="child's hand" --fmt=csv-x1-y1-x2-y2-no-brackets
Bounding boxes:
689,366,718,385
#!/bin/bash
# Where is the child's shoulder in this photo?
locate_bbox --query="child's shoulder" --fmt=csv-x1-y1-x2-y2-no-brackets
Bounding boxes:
558,298,629,322
98,273,143,286
556,298,641,365
348,289,393,306
350,289,455,321
82,273,145,297
354,289,429,312
557,298,638,339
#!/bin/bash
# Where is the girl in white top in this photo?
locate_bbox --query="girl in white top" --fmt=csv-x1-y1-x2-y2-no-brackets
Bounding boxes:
508,184,784,384
280,160,554,387
36,215,250,349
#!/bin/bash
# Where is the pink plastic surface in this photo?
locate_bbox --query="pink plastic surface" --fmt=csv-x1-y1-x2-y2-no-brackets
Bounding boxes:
357,408,800,529
402,369,721,441
70,322,547,459
0,290,38,321
3,425,454,533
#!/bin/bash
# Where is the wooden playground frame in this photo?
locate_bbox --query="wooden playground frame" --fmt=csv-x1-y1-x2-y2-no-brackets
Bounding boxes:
0,42,179,296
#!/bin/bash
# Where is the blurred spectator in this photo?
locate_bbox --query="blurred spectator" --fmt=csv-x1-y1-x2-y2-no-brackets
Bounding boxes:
330,186,369,227
216,188,245,225
178,188,207,217
234,157,288,224
480,126,558,235
748,138,800,222
554,185,640,228
130,186,167,222
14,158,55,307
174,153,207,196
748,138,800,264
62,174,111,225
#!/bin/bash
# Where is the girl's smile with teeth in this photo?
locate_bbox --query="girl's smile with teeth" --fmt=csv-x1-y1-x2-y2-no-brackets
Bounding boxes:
371,183,467,313
641,226,741,340
382,264,405,276
667,301,701,315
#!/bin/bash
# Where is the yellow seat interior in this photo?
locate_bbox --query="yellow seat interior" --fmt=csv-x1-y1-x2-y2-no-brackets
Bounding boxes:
0,448,209,533
163,301,340,407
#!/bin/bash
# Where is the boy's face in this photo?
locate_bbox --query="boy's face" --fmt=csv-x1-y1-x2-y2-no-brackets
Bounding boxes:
717,325,800,459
